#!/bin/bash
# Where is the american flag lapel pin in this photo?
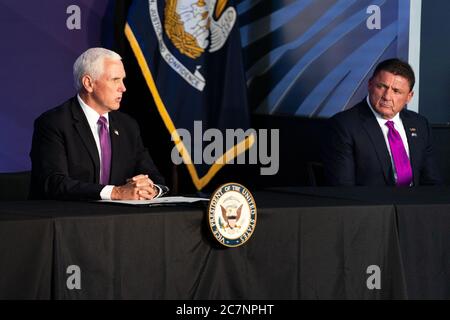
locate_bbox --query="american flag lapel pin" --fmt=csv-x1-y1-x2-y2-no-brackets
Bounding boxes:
409,127,417,137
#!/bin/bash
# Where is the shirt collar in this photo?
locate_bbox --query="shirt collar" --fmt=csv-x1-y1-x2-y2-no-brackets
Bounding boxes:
77,94,109,126
366,95,401,126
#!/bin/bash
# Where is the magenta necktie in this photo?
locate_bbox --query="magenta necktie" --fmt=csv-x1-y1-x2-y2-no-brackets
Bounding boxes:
385,121,412,186
97,116,111,185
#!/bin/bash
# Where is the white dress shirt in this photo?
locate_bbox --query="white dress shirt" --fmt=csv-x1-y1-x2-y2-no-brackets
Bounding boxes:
77,95,114,200
366,96,410,183
77,95,164,199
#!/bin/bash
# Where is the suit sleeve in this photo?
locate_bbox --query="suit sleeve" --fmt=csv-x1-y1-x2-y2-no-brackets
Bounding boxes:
30,116,103,200
321,117,356,186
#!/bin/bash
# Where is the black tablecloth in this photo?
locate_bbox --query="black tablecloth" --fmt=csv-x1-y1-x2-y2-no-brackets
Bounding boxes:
0,188,449,299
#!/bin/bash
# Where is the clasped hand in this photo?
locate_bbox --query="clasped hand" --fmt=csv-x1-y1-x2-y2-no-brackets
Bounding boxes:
111,174,158,200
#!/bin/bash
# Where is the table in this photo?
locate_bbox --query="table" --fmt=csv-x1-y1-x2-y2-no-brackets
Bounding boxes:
0,188,448,299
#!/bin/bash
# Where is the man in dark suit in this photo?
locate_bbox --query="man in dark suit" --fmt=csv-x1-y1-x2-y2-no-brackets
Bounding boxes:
30,48,165,200
322,58,441,186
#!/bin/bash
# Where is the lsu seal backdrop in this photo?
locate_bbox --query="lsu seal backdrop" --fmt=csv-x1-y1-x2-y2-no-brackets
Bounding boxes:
208,183,257,247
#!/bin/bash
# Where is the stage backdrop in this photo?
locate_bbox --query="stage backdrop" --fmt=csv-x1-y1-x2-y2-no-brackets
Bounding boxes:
0,0,422,174
238,0,414,117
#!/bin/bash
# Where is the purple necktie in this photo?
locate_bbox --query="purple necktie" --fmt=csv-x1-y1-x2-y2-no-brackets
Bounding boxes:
385,121,412,186
97,116,111,185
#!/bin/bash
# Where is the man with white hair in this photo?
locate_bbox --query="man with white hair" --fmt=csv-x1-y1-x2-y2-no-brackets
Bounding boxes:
29,48,165,200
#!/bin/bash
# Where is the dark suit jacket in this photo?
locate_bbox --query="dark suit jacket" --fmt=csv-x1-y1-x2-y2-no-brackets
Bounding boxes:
29,97,165,200
322,99,442,186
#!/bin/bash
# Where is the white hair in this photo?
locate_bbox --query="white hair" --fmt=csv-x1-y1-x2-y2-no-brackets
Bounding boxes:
73,47,122,91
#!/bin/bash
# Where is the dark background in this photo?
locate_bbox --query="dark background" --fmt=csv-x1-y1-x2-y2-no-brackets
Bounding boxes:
419,1,450,124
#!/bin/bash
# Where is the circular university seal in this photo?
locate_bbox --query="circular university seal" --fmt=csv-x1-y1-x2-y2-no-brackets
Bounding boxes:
208,182,257,247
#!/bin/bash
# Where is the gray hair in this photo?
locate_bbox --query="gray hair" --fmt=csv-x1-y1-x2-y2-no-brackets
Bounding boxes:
73,47,122,91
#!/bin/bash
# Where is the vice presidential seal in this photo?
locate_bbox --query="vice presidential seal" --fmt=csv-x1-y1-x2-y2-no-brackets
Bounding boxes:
208,182,257,247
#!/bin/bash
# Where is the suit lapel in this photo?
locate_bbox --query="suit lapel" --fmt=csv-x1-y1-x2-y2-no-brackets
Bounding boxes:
70,98,101,183
358,101,394,184
108,112,122,184
400,111,419,185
